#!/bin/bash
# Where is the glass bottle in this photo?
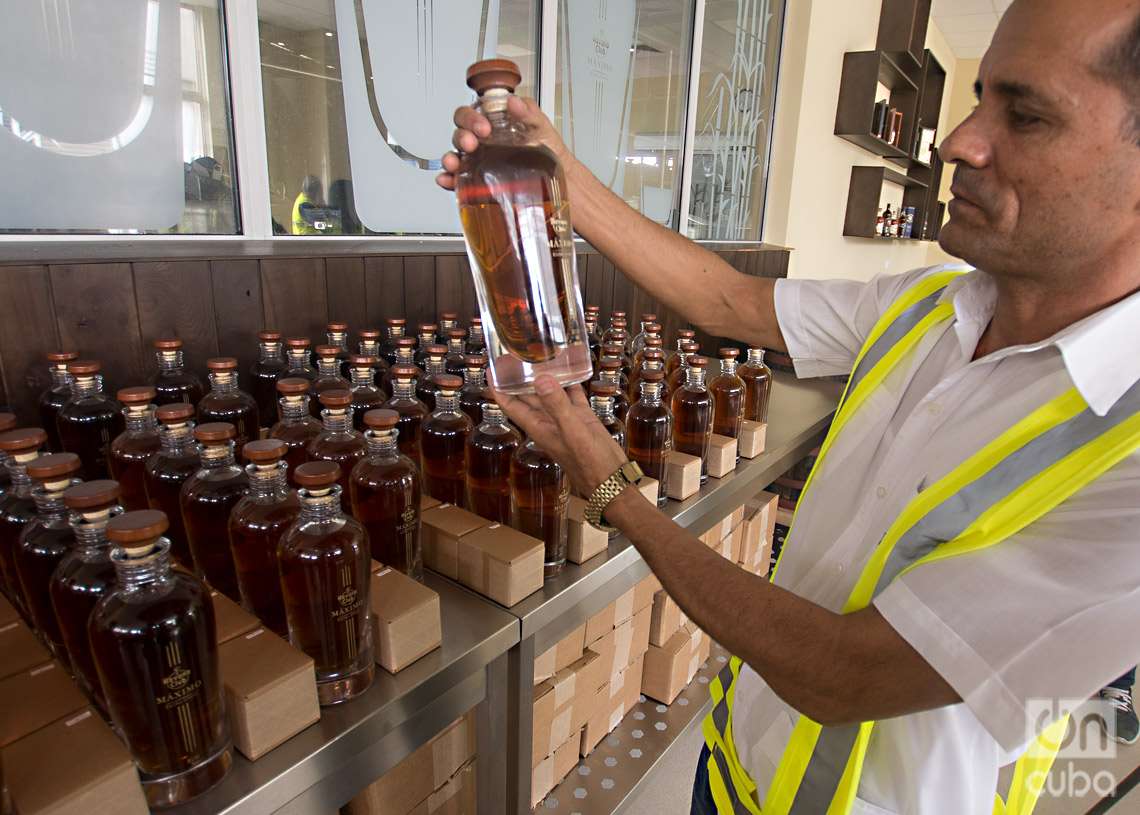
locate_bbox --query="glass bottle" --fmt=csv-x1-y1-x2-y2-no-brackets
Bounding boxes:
417,344,449,412
603,341,633,386
665,340,700,399
89,510,232,808
630,313,658,357
380,318,407,366
180,423,247,601
631,347,666,404
306,390,366,511
144,404,199,567
584,311,600,363
284,337,318,384
739,348,774,424
710,348,746,441
382,366,429,466
0,413,15,498
269,377,323,482
357,329,389,384
39,350,78,451
672,356,715,484
326,321,352,379
511,439,569,578
350,410,423,580
279,461,374,706
311,346,351,419
626,370,672,506
590,383,626,448
438,312,461,344
17,453,83,666
0,428,47,618
596,358,630,422
413,324,440,369
227,439,299,638
349,356,388,432
603,315,628,349
250,330,288,427
465,401,520,524
381,338,422,392
110,386,161,511
198,358,260,450
466,317,486,355
444,329,469,376
459,355,489,426
630,329,663,393
57,360,121,481
420,375,473,506
666,329,697,379
50,479,122,712
456,59,592,394
149,338,206,406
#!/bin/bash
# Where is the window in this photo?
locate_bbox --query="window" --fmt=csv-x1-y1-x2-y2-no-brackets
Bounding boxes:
0,0,238,234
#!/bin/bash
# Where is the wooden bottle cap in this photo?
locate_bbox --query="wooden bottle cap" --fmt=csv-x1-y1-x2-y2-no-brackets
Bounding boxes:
0,428,48,452
285,337,311,348
276,377,311,395
586,304,600,312
156,403,195,423
350,355,379,367
64,480,122,510
358,328,381,340
152,338,183,350
602,344,625,357
599,358,623,371
327,321,349,332
294,460,340,487
434,374,462,391
611,311,627,319
363,409,400,430
646,338,664,348
590,382,618,397
465,58,521,93
0,414,16,433
687,355,709,368
207,357,238,370
447,328,468,340
117,386,156,405
426,344,447,356
68,360,101,375
396,338,417,349
641,370,666,382
641,313,658,322
314,345,340,358
107,509,168,544
680,340,700,352
464,354,487,367
645,323,662,333
46,351,80,363
643,349,665,360
718,347,740,359
390,364,419,379
194,422,236,443
258,330,282,341
677,328,696,339
242,439,287,463
439,311,459,321
318,389,352,408
26,453,81,480
471,316,482,325
386,317,407,327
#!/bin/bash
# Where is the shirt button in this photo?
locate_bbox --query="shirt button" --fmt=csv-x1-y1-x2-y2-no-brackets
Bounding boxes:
876,486,887,499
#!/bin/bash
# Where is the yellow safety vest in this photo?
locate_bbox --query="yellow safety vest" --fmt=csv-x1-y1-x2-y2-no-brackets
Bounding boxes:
292,193,320,236
703,270,1140,815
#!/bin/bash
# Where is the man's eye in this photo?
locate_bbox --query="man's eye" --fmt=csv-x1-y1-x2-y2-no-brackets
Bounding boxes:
1009,109,1042,129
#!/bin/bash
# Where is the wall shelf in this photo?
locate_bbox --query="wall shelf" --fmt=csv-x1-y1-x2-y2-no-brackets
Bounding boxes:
835,50,919,162
877,0,934,72
843,166,926,239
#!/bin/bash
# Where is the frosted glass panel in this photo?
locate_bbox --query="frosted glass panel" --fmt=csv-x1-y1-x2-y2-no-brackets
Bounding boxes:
0,0,238,233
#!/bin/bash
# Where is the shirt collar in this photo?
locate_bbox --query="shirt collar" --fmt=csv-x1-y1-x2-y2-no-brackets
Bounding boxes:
939,267,1140,417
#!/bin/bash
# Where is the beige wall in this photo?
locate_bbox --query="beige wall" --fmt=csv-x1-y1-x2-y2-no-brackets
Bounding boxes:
763,0,965,281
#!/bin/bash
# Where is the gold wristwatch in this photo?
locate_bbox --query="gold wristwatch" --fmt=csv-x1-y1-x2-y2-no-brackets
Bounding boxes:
584,461,645,532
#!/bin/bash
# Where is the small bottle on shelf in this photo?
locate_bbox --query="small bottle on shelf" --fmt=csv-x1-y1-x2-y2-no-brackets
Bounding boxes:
311,346,351,419
666,329,696,379
284,337,319,384
602,341,633,385
381,338,422,392
630,341,664,402
382,365,429,466
465,400,520,524
665,340,700,399
602,312,627,348
0,413,15,498
625,370,672,506
380,318,408,366
227,439,299,638
672,355,715,484
180,422,247,601
39,350,78,451
57,359,121,480
738,348,774,424
90,510,232,808
444,329,469,376
710,348,746,441
350,410,423,580
584,308,601,361
630,325,662,385
50,479,122,712
250,330,288,426
198,358,260,450
420,375,473,506
149,338,206,406
110,386,161,511
511,439,569,579
306,390,367,510
0,428,48,618
459,355,489,426
437,312,461,344
143,404,199,567
325,321,353,379
630,313,659,357
413,323,440,369
269,377,323,482
595,358,630,422
348,355,388,432
466,317,486,355
279,461,374,706
356,329,389,384
590,382,626,447
417,345,449,412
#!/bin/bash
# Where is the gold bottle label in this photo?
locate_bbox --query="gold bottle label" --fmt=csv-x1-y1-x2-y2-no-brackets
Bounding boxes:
333,561,363,660
154,639,204,754
396,505,418,536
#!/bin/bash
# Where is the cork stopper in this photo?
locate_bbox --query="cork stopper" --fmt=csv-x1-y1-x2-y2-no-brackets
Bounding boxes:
680,340,700,353
327,321,348,332
285,337,311,349
294,460,340,488
46,351,80,363
358,328,381,340
276,377,311,395
152,338,183,351
258,330,282,342
643,349,665,361
718,348,740,359
107,509,168,552
586,305,600,313
350,355,379,368
194,422,236,443
435,374,462,392
0,428,48,453
64,480,122,510
27,453,82,480
363,409,400,430
156,403,195,424
466,58,522,94
318,389,352,408
117,386,156,405
440,311,459,321
0,414,16,433
242,439,287,464
646,338,664,349
590,382,618,397
67,360,101,376
471,316,482,326
611,311,627,320
641,369,666,383
207,357,238,371
315,345,340,359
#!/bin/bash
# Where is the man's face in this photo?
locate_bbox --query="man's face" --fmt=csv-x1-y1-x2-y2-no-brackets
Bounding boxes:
938,0,1140,282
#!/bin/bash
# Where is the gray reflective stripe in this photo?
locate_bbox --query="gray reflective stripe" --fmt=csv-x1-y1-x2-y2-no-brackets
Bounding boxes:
713,694,730,733
788,725,862,815
710,743,756,815
848,290,947,396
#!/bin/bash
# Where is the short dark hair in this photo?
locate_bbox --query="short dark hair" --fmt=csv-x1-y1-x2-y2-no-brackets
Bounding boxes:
1095,9,1140,143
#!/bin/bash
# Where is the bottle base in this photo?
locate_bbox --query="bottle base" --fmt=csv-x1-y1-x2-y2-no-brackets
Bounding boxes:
543,559,566,579
317,661,375,706
486,343,594,396
142,743,233,809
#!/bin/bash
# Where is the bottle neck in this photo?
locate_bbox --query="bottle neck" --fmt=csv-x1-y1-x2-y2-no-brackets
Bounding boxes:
316,357,341,378
259,342,283,363
328,331,348,352
5,452,37,494
720,358,738,377
746,348,767,366
198,441,236,468
321,408,353,434
123,405,157,435
480,404,508,429
388,326,405,341
350,367,374,388
49,365,71,390
158,421,196,454
209,370,238,394
360,340,380,358
392,378,416,399
590,396,616,423
434,391,461,415
365,428,400,457
71,374,102,399
685,366,707,389
640,380,663,406
287,348,311,369
600,370,621,387
279,395,311,423
298,486,344,522
111,539,174,592
481,87,512,121
395,349,415,366
469,325,484,343
247,460,289,500
32,479,74,522
71,505,121,553
463,367,486,386
447,339,464,356
156,350,184,372
425,358,446,376
418,333,434,348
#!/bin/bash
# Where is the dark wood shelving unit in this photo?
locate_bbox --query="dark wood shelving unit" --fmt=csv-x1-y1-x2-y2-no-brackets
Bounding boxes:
834,50,918,161
877,0,933,71
843,166,927,239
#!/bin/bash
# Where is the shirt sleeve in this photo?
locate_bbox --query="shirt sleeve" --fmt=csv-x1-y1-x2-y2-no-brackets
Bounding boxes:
873,457,1140,753
773,267,939,380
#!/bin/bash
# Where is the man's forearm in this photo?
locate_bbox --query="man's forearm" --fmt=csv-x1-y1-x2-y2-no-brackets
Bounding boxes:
564,159,786,353
604,488,958,725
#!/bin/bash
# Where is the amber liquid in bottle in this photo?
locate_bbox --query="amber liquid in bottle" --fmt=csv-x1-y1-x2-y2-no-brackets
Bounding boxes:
590,385,626,448
380,320,408,367
413,327,439,369
511,439,569,578
311,348,351,419
672,359,715,484
417,346,448,412
420,377,473,507
269,381,323,482
626,374,672,506
39,354,76,451
110,389,161,511
180,427,247,601
227,445,299,638
278,468,374,705
306,394,366,512
326,324,353,379
150,342,206,406
466,319,486,356
350,413,423,580
459,357,489,426
383,370,428,467
444,331,469,377
382,340,423,393
710,350,746,440
596,360,631,423
357,332,390,384
466,403,520,524
0,439,46,617
198,360,260,451
739,348,773,423
250,332,288,427
349,360,387,432
144,407,200,568
57,366,121,481
666,331,696,380
89,526,231,808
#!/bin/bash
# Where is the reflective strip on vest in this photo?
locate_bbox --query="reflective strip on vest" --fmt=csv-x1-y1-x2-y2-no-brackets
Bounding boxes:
292,193,320,235
705,271,1140,815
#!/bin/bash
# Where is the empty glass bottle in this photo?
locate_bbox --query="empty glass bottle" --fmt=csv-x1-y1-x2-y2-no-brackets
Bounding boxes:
250,330,288,427
626,370,672,506
383,366,429,466
420,375,473,506
511,439,569,578
279,461,374,706
444,329,469,376
39,350,78,451
459,355,489,426
672,356,715,484
417,344,449,412
413,324,440,369
144,404,199,567
149,338,205,406
110,386,161,511
710,348,746,441
380,318,408,366
57,360,121,481
198,358,260,450
306,390,366,511
465,401,520,524
0,428,47,618
284,337,318,384
739,348,773,424
269,377,323,482
180,423,247,601
325,321,352,379
348,355,387,432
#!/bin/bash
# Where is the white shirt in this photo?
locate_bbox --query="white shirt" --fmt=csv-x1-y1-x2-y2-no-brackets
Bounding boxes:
731,265,1140,814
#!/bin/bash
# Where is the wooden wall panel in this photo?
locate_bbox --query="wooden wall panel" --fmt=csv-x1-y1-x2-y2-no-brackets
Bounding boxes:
434,255,478,324
325,257,367,330
0,266,59,421
133,261,218,381
364,256,405,325
260,258,328,342
402,256,436,328
211,259,264,377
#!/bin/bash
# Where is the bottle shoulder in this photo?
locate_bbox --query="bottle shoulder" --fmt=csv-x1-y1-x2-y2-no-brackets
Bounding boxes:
91,571,211,634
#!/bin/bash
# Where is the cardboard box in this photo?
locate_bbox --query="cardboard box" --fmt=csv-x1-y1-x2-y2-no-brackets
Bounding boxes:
210,590,260,644
637,477,661,506
634,573,660,613
421,495,442,513
664,451,701,501
219,627,319,760
630,606,651,666
534,622,585,687
614,586,636,626
650,591,682,647
727,504,747,536
739,421,767,458
532,662,579,765
579,681,620,757
371,567,442,673
409,760,476,815
566,496,608,564
531,733,581,808
0,621,50,680
568,650,605,705
727,523,745,564
641,624,703,705
421,505,489,580
1,708,148,815
707,434,738,478
584,601,616,646
715,534,733,561
457,523,544,607
623,655,646,714
0,595,17,627
756,535,774,577
595,605,651,681
0,662,86,748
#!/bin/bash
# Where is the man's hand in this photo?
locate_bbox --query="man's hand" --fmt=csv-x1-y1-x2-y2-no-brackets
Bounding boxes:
491,376,629,497
436,96,570,191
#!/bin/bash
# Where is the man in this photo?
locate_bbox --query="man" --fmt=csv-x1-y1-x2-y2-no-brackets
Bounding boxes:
438,0,1140,811
292,174,334,235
